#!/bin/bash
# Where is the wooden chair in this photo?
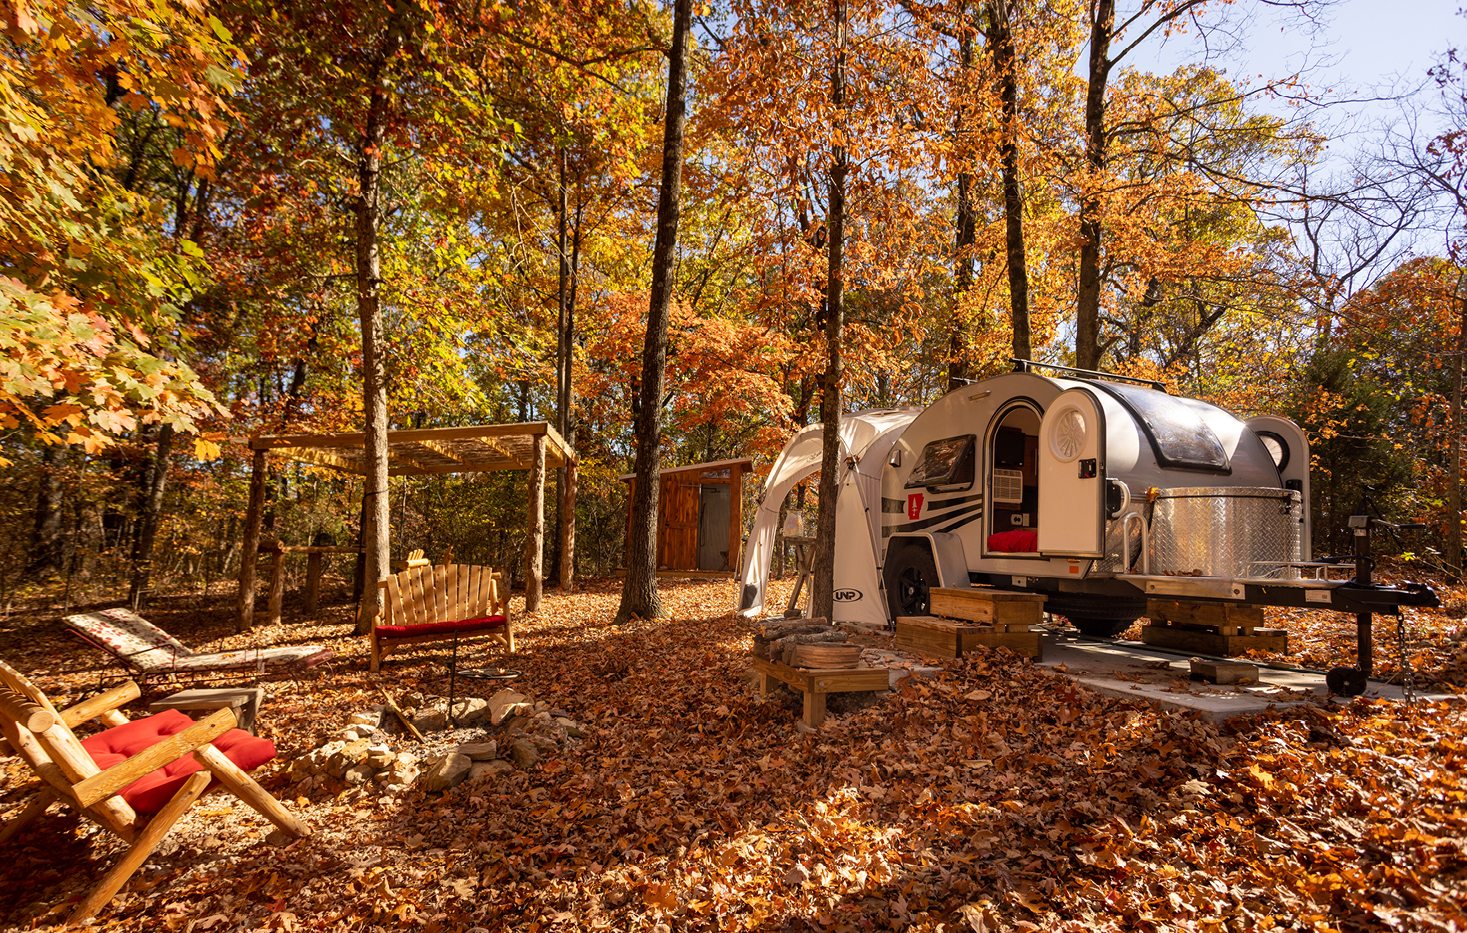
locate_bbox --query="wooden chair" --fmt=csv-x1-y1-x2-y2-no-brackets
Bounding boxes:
372,563,514,672
64,607,333,682
0,660,309,923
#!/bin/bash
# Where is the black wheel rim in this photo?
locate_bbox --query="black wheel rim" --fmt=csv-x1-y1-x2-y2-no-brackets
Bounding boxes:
897,566,929,615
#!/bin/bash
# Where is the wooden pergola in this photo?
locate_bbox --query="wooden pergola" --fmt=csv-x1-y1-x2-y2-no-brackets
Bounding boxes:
236,422,576,629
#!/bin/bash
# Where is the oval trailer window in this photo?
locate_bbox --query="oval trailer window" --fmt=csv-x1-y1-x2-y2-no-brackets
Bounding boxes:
1050,406,1088,462
1258,431,1289,470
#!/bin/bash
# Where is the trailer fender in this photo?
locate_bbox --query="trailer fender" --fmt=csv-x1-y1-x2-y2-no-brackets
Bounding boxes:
886,532,970,589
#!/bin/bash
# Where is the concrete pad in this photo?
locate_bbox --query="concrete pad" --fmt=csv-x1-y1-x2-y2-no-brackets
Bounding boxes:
1037,632,1459,721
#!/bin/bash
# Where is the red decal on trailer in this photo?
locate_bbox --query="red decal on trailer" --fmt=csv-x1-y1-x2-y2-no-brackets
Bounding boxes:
907,493,924,520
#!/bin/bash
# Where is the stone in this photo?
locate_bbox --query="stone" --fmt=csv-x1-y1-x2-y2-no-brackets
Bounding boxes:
327,739,371,777
412,708,448,732
469,759,513,782
509,739,539,770
403,692,425,709
422,753,472,792
456,740,498,761
487,689,530,725
365,743,396,769
393,751,418,771
349,710,381,727
451,697,490,725
554,717,585,739
344,764,373,786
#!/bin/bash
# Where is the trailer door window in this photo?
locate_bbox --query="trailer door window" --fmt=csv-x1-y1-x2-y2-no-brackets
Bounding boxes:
906,434,976,490
1092,382,1230,473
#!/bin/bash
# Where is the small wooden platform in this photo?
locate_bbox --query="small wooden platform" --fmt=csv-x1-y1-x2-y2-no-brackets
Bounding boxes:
930,588,1046,627
1188,658,1260,685
894,616,1042,660
147,687,266,733
752,657,889,727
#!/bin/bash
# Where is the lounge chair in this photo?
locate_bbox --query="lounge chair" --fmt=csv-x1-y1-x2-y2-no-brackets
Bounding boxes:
64,608,332,680
0,659,309,922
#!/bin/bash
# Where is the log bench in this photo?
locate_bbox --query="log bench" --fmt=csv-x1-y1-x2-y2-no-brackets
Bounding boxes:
752,657,889,727
372,564,514,672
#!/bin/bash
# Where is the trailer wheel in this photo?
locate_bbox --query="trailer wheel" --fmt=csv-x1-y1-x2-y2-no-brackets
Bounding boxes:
884,542,938,620
1046,595,1145,638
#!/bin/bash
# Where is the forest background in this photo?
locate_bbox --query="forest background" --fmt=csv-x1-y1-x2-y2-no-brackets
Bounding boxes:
3,0,1466,610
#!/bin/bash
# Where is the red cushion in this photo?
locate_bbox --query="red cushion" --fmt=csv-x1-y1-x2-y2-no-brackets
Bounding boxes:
81,710,275,816
376,614,508,639
988,529,1039,552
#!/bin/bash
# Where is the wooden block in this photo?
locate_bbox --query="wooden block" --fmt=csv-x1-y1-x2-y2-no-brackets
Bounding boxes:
930,588,1045,627
148,687,265,733
1188,658,1259,685
1147,600,1265,632
894,616,960,659
790,643,862,669
1140,624,1288,656
958,630,1043,660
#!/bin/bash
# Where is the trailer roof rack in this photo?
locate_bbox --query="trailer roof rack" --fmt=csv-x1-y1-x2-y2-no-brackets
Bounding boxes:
1010,358,1166,391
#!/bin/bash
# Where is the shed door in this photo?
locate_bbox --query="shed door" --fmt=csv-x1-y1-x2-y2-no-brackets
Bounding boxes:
1037,388,1106,558
659,478,700,570
697,484,732,571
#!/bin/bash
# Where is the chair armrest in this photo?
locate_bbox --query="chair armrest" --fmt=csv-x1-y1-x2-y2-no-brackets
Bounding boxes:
71,707,237,809
60,682,141,730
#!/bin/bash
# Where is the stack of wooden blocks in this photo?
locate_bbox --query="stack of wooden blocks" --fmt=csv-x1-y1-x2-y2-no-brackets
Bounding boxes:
1141,600,1288,656
895,587,1046,660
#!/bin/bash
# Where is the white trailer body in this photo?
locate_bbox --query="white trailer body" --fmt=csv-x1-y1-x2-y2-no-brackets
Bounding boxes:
740,368,1435,636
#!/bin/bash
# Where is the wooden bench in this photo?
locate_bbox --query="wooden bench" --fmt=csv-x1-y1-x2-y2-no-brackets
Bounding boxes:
372,564,514,672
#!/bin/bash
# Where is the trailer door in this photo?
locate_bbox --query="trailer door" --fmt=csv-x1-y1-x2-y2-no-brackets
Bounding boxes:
1038,388,1106,557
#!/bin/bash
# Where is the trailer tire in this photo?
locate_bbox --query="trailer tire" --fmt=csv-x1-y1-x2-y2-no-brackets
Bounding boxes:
1046,595,1146,638
884,541,938,621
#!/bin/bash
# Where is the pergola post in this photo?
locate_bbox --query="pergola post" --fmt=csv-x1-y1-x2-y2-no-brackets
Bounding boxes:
236,447,268,632
559,456,577,591
525,433,546,611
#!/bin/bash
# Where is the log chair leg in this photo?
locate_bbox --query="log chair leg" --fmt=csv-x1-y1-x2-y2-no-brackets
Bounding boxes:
71,771,211,923
0,790,55,845
193,745,309,839
802,690,827,728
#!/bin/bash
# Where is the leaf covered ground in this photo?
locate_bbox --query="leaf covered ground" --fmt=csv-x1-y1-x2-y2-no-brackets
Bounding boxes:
0,578,1463,932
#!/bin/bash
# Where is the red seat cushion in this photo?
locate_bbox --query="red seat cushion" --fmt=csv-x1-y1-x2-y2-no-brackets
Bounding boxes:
81,710,276,816
375,614,508,639
988,529,1039,552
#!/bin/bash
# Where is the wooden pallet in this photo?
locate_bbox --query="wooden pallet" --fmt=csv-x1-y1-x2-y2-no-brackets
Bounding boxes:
1188,658,1260,685
752,657,890,727
894,616,1042,660
1139,623,1287,656
930,588,1047,627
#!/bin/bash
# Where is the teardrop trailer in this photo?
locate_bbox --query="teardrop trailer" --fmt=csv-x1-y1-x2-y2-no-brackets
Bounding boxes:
737,362,1437,692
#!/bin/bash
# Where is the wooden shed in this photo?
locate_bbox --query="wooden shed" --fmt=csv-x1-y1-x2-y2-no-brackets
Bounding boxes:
622,458,754,574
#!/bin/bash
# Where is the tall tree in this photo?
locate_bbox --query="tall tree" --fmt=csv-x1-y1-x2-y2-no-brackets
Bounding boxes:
616,0,694,624
811,0,849,623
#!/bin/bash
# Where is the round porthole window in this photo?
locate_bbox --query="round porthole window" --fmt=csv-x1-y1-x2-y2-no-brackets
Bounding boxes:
1050,406,1088,462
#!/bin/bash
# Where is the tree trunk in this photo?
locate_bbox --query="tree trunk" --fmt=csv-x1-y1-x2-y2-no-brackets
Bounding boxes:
1448,288,1465,579
1076,0,1113,371
991,0,1031,363
27,443,65,575
948,35,977,392
614,0,692,625
127,424,175,609
811,0,848,625
354,59,394,635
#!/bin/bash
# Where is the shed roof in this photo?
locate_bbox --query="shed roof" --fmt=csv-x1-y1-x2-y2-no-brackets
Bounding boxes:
247,422,574,477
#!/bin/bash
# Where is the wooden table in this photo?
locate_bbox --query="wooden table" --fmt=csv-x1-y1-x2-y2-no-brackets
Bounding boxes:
148,687,266,733
752,657,889,727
